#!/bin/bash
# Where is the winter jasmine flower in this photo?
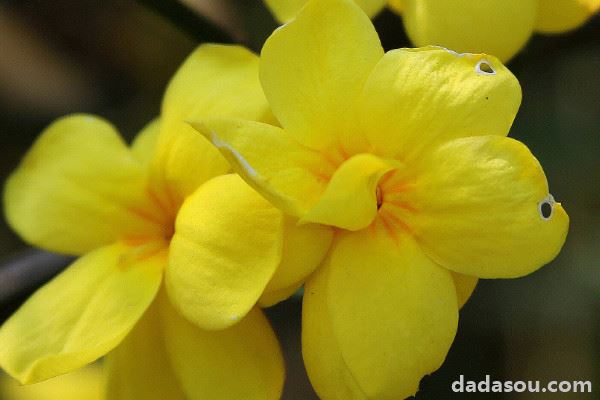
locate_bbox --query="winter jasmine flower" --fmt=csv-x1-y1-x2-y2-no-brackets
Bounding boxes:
264,0,600,61
1,44,331,399
194,0,569,398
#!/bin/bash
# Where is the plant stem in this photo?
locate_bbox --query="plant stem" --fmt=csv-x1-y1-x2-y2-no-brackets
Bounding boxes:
0,249,73,306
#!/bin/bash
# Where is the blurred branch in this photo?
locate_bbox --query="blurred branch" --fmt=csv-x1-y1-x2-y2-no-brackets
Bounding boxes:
0,249,72,305
137,0,236,44
179,0,247,43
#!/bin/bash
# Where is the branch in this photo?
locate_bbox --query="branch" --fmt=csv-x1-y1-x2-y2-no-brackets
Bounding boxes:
137,0,235,44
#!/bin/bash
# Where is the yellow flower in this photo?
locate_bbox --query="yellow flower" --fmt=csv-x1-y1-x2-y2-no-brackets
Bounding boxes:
194,0,569,398
264,0,388,21
264,0,600,61
1,44,331,399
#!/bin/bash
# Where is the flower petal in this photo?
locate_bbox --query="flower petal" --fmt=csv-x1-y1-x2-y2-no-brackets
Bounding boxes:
131,118,160,167
388,0,404,13
166,174,283,331
263,0,309,22
302,273,367,400
0,242,165,384
259,217,333,306
401,0,537,62
0,366,103,400
151,44,273,205
410,136,569,278
264,0,387,23
192,118,328,218
353,0,388,17
301,154,398,231
258,283,303,308
452,272,478,309
303,230,458,399
105,301,187,400
161,45,272,125
359,47,521,161
535,0,600,33
159,295,284,400
260,0,383,151
3,115,164,255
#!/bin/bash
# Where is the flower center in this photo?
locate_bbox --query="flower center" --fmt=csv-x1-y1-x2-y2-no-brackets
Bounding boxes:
146,185,180,240
370,170,415,241
123,184,179,246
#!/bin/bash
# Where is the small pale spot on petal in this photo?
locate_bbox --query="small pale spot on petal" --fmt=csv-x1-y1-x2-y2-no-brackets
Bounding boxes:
433,45,473,58
475,60,496,75
211,131,259,177
538,194,555,220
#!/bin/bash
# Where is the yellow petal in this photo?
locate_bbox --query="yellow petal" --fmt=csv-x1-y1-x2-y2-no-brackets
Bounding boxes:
452,272,478,309
0,366,103,400
401,0,537,62
131,118,160,167
258,283,303,308
301,154,397,231
161,45,272,124
4,114,165,255
260,0,383,151
166,174,283,330
105,301,186,400
535,0,600,33
264,0,387,23
303,230,458,399
151,44,274,205
302,270,367,400
263,0,308,22
193,118,328,218
0,242,165,384
410,136,569,278
388,0,404,14
150,128,229,214
353,0,389,17
359,47,521,161
259,217,333,306
159,294,284,400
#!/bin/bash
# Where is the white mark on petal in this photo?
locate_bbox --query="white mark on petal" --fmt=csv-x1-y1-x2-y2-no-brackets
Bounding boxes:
475,60,496,75
211,132,258,178
538,194,555,220
434,46,474,58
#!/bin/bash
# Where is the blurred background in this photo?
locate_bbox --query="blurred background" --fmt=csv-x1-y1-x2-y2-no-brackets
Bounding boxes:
0,1,598,399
